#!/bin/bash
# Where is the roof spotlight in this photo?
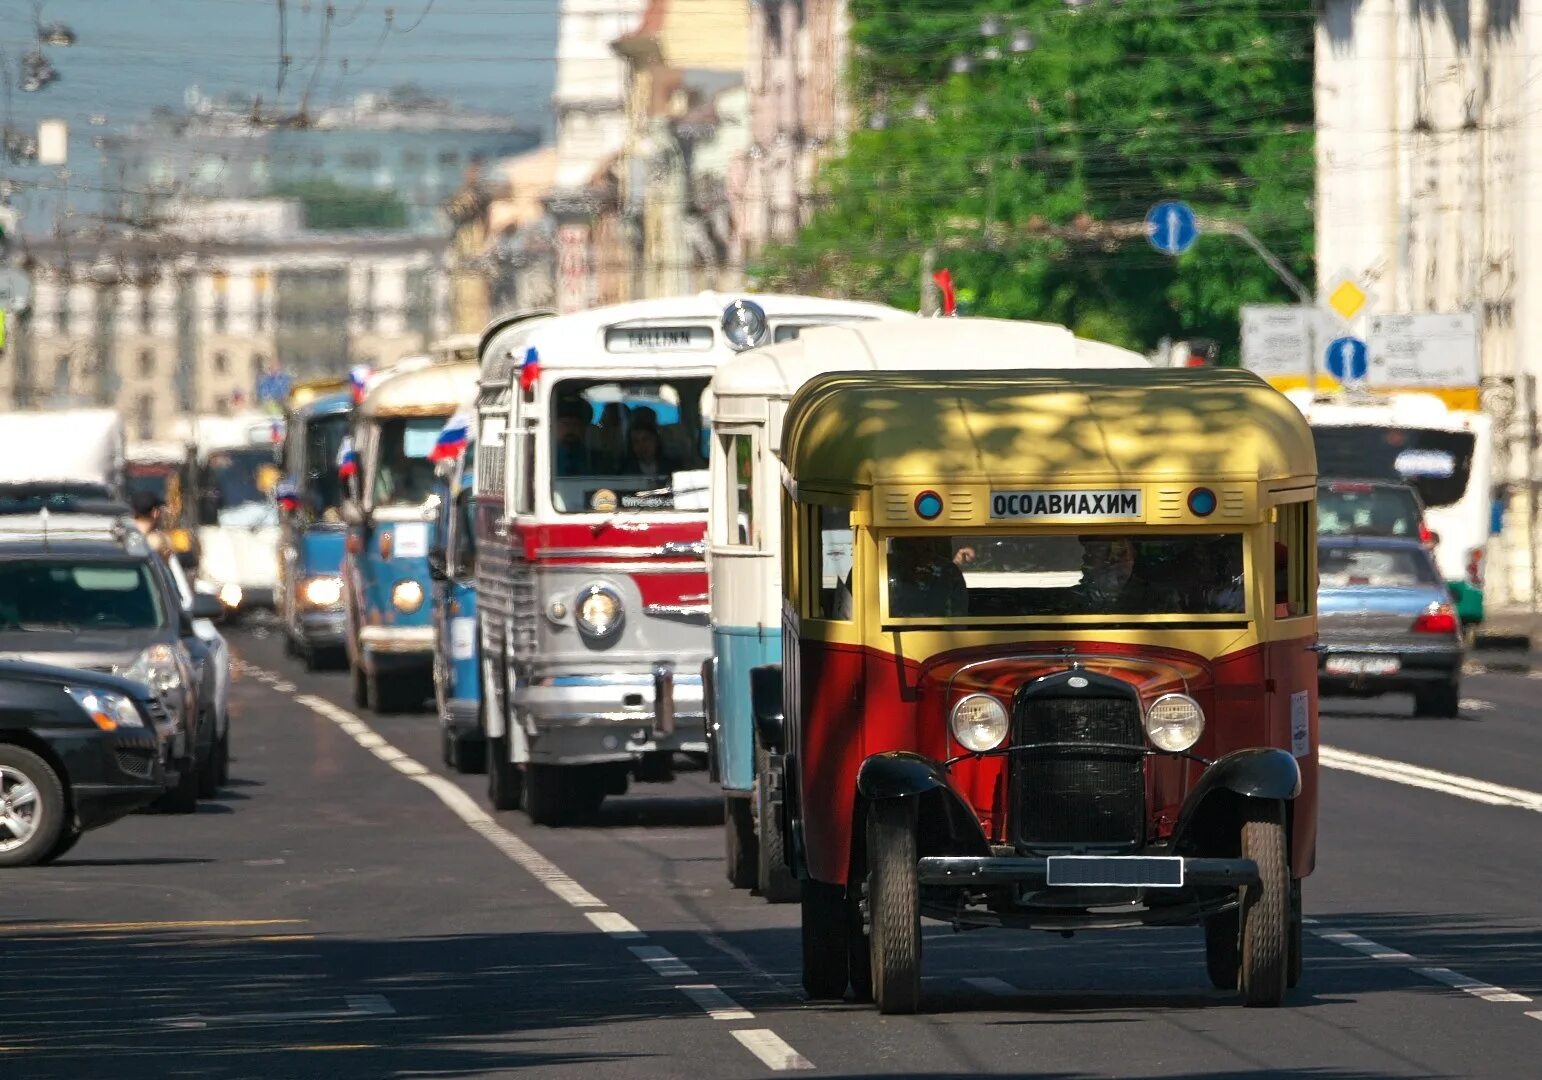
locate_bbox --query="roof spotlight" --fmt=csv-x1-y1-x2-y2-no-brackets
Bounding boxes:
721,299,769,352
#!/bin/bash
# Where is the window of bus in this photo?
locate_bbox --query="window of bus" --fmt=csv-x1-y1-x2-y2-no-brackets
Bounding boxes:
1311,426,1475,512
805,506,854,621
198,447,281,526
371,417,442,509
881,533,1247,620
548,378,710,513
718,432,756,546
302,413,349,521
1273,501,1312,619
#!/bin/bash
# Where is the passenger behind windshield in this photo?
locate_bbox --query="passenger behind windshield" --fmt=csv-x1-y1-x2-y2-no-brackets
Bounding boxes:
373,417,443,508
886,534,1246,619
549,379,710,513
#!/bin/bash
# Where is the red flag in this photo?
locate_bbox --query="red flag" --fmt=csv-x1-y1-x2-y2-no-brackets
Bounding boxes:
932,269,957,316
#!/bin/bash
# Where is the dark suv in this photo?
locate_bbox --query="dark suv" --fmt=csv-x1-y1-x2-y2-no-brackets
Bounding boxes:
0,657,173,865
0,499,222,812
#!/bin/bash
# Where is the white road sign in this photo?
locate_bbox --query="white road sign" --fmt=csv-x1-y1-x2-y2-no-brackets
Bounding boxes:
1366,312,1479,388
1241,304,1315,377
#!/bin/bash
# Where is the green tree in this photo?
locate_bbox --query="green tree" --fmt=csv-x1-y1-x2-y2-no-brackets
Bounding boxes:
754,0,1314,359
273,179,410,231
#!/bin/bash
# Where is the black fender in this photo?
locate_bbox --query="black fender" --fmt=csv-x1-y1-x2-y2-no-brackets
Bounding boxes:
854,751,990,860
749,663,784,753
1171,747,1301,855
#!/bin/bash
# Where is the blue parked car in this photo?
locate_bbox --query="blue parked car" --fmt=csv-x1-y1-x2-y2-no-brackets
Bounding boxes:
279,389,352,668
341,358,481,713
430,436,484,773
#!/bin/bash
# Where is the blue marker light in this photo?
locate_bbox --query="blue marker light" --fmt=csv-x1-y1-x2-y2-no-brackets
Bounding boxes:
915,491,944,520
1188,487,1217,517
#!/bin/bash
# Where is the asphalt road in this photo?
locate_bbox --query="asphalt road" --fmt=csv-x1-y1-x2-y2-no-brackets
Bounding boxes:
2,626,1539,1079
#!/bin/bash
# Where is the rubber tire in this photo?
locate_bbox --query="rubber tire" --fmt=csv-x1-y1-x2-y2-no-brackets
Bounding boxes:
486,735,523,811
196,722,224,799
1414,681,1461,718
755,742,800,903
159,757,200,815
1204,908,1239,990
216,728,231,787
800,879,851,1000
351,657,369,708
441,728,456,768
1238,799,1290,1007
0,745,67,868
40,827,82,865
724,793,757,889
1288,879,1304,989
867,798,922,1014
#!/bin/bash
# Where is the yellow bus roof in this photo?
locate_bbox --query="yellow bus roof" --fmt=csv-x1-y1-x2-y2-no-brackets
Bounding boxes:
784,368,1317,490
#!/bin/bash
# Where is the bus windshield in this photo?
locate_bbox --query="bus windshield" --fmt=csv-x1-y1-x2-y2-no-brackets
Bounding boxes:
372,417,443,509
549,377,710,514
199,447,281,526
302,413,350,518
1311,426,1476,509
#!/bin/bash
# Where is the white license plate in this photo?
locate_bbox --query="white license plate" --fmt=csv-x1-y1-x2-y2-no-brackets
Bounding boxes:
1045,856,1184,888
1326,655,1402,676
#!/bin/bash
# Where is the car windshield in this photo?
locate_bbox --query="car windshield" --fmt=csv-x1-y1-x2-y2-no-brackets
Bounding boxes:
1320,545,1441,590
1317,484,1423,539
372,417,443,509
549,377,710,514
199,447,281,525
1312,426,1475,509
0,560,165,630
885,534,1247,619
302,413,350,518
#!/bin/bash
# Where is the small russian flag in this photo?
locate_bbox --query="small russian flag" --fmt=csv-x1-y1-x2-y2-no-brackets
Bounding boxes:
348,364,371,405
337,436,359,480
518,346,540,392
269,417,285,445
430,410,472,463
275,481,300,513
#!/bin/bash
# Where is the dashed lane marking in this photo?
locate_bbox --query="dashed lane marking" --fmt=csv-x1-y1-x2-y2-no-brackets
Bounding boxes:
279,681,810,1072
1413,968,1532,1004
1320,745,1542,813
1458,698,1494,712
962,976,1020,997
1309,927,1533,1006
1314,930,1414,961
733,1029,815,1071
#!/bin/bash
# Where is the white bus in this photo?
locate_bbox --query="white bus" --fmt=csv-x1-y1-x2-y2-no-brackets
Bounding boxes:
1287,392,1493,628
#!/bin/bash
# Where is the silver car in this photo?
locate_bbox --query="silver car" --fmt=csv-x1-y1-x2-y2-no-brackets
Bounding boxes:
1317,537,1463,717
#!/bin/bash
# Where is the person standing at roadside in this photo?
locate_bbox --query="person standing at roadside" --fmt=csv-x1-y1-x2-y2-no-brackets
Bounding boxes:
131,491,173,560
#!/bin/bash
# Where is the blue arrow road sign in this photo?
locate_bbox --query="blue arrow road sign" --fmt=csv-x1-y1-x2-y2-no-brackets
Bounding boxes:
1145,200,1199,256
1325,336,1368,382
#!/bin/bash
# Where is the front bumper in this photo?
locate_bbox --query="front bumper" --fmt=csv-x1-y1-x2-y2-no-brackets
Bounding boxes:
297,608,347,649
516,670,706,766
44,728,168,830
919,855,1260,889
1318,643,1462,694
359,625,434,674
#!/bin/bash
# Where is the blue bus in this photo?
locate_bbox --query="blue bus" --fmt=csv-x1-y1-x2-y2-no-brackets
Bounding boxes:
279,389,352,667
431,436,484,772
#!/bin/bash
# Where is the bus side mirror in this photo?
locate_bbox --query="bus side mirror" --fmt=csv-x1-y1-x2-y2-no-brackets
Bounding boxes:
750,664,785,753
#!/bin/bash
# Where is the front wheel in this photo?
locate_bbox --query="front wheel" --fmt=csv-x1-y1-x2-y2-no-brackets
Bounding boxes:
1238,799,1290,1007
486,735,522,811
0,746,67,868
158,757,200,815
724,794,757,889
755,741,799,904
800,880,850,1000
866,798,922,1014
196,718,225,798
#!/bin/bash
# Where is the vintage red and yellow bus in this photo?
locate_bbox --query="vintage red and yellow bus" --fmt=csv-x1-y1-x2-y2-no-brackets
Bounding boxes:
770,367,1319,1012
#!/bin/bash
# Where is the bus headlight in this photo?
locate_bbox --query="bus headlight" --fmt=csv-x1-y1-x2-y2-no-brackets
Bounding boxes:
575,584,623,640
302,576,343,608
391,580,424,613
949,694,1009,753
1145,693,1205,752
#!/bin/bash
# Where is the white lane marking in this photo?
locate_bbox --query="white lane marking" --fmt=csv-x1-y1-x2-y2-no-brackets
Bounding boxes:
962,976,1020,996
629,946,698,979
1312,930,1414,961
1320,745,1542,813
278,681,802,1070
160,994,395,1028
1458,698,1493,712
1527,1010,1542,1022
1413,967,1532,1003
733,1030,815,1071
586,911,645,939
271,680,297,693
676,984,755,1021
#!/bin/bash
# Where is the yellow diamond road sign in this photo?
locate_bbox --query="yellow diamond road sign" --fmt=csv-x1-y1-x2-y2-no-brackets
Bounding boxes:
1326,278,1368,322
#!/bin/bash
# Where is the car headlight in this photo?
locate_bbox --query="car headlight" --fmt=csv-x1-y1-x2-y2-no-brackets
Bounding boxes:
949,694,1009,753
64,686,145,731
391,580,425,613
575,584,623,639
118,644,184,699
1145,693,1205,752
302,576,343,608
